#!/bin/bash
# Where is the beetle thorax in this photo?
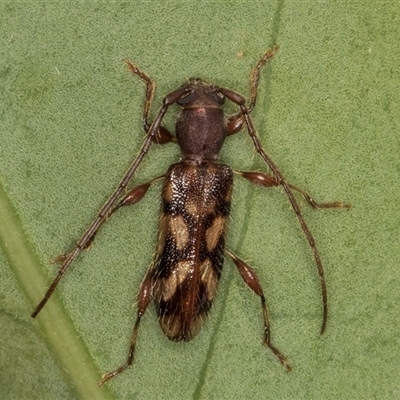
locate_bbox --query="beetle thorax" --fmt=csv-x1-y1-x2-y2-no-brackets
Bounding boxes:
175,82,227,162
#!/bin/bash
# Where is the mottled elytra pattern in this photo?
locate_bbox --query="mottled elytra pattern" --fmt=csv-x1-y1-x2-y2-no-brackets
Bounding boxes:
152,163,232,341
31,46,349,386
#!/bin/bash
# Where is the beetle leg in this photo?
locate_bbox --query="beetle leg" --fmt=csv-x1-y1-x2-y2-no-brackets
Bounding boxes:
226,249,292,372
226,45,279,135
226,113,245,135
125,59,175,144
51,176,165,265
34,175,158,315
236,170,351,210
98,266,154,386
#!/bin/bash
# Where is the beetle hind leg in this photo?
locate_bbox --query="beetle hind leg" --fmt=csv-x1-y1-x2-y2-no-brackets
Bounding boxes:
98,266,154,386
98,316,143,386
226,249,292,372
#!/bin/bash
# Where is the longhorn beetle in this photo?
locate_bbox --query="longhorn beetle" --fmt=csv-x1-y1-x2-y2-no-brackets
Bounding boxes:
31,45,350,385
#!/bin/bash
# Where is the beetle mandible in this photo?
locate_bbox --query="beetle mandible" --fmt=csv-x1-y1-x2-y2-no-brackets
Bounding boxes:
31,46,350,385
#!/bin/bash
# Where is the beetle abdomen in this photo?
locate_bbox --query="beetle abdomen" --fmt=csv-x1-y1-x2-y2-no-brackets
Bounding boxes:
152,162,233,341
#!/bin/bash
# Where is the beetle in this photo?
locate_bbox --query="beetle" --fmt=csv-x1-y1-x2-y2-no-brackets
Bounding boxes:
31,46,349,385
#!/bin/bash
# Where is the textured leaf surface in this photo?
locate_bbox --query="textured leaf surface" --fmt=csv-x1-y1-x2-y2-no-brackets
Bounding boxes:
1,2,399,399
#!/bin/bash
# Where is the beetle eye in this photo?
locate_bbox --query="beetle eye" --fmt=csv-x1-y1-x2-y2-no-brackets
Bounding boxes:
212,91,225,105
177,89,196,105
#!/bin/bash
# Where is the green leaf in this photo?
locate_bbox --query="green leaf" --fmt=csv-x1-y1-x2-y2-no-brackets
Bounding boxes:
1,2,399,399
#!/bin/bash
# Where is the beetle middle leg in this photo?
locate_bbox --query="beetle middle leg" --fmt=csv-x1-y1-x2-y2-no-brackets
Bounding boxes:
237,171,351,210
31,175,163,318
51,176,164,264
226,249,292,372
234,169,350,334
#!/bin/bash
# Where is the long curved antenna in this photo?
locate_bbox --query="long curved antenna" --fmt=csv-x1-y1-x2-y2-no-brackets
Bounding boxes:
240,104,328,334
248,45,279,113
31,99,171,318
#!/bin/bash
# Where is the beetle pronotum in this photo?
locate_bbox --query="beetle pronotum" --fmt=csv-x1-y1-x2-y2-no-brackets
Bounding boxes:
32,46,349,385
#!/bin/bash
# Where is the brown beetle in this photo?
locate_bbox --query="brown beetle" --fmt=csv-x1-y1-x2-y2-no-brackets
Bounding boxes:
31,46,349,385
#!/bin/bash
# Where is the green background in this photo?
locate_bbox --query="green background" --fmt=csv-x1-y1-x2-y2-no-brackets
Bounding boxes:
1,2,399,399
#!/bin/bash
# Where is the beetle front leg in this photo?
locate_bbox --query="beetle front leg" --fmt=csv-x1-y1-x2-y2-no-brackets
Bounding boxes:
124,59,175,144
226,45,279,135
226,249,292,372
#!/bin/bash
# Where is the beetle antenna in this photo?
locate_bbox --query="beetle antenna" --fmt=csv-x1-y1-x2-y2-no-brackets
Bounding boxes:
31,101,171,318
240,105,328,334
